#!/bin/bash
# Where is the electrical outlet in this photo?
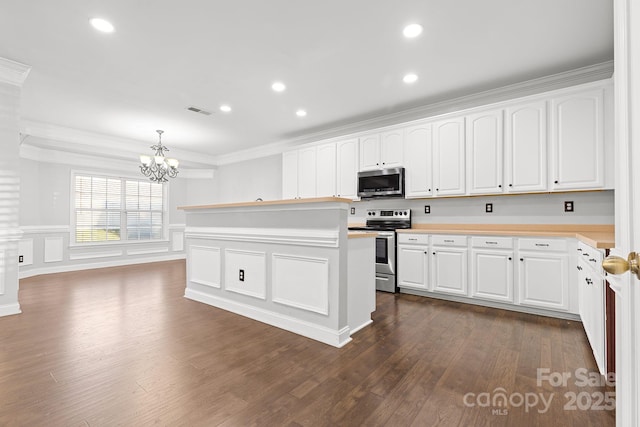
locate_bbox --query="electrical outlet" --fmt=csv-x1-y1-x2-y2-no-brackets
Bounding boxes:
239,269,245,281
424,205,430,214
564,201,574,212
350,207,355,215
486,203,493,213
18,255,23,263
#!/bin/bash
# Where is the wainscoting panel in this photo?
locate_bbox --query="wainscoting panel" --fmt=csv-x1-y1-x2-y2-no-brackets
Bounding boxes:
17,238,33,266
224,249,266,299
189,246,221,288
69,250,123,261
44,237,64,263
172,232,184,252
126,247,170,256
272,253,329,315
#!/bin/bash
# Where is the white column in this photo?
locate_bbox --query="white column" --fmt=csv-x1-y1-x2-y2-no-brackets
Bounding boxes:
0,57,30,316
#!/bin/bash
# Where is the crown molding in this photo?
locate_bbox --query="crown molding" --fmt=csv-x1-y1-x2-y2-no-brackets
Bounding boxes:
0,57,31,86
19,121,219,167
214,60,614,165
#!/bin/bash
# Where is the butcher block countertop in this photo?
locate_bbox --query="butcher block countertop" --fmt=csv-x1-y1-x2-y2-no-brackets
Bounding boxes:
348,231,378,239
393,224,615,249
178,197,352,210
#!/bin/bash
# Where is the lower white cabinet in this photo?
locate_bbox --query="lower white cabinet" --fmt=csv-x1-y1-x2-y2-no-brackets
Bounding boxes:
397,244,429,290
517,243,570,312
471,249,514,303
431,236,468,296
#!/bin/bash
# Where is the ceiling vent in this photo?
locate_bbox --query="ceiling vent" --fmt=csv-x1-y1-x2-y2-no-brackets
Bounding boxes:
186,106,213,116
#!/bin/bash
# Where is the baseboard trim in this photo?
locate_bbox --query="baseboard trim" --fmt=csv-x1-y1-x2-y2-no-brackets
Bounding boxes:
184,288,352,348
19,253,186,279
0,303,22,317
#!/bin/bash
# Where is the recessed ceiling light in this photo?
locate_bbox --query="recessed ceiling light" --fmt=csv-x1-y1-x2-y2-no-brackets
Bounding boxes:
403,23,423,38
296,109,307,117
272,82,286,92
90,18,115,33
403,73,418,84
220,104,232,113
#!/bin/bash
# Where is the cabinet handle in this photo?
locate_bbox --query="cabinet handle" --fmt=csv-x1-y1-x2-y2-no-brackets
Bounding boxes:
444,239,454,243
534,243,550,247
408,238,417,241
436,188,439,191
424,251,428,254
583,253,590,257
520,258,524,261
485,241,498,245
586,278,593,285
577,266,583,271
433,252,436,255
428,189,431,192
589,258,597,262
577,248,582,252
509,184,513,187
498,185,502,188
554,180,559,184
508,257,512,261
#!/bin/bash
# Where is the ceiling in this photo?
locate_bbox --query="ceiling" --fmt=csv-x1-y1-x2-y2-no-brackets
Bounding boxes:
1,0,613,166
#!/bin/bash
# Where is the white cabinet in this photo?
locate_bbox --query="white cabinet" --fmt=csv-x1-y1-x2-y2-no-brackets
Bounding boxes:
397,244,430,291
517,238,570,312
404,123,433,198
433,117,466,196
297,146,317,198
466,109,504,194
282,150,299,199
577,241,606,374
504,101,548,193
316,142,336,197
431,235,468,296
359,130,404,171
336,138,359,199
470,237,514,303
550,88,605,190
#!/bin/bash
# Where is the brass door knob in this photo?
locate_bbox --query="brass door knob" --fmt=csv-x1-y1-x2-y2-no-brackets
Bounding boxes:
602,252,640,279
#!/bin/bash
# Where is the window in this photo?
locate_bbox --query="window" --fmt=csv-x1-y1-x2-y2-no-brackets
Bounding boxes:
74,174,164,243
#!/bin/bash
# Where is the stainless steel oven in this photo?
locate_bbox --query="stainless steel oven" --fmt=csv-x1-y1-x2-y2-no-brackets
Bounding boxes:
349,208,411,293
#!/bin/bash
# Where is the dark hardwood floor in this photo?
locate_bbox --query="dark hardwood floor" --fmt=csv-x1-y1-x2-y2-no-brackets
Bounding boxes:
0,260,615,426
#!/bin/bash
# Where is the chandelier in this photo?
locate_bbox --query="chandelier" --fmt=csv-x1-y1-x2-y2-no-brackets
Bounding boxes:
139,130,179,182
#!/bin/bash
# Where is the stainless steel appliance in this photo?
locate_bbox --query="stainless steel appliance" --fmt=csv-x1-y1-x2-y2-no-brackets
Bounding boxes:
349,208,411,292
357,167,405,199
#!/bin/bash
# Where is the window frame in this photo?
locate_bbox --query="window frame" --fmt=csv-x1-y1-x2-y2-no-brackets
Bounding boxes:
70,170,169,247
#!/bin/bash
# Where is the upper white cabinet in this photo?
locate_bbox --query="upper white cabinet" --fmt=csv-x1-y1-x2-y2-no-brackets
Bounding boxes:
297,146,317,198
336,138,359,199
504,101,548,193
316,142,336,197
433,117,466,196
359,130,404,171
404,123,433,198
282,150,299,199
550,88,605,190
466,109,504,194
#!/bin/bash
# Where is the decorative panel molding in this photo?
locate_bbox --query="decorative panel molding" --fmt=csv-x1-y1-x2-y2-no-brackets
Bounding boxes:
185,227,339,248
224,249,266,299
44,237,64,263
172,232,184,252
272,253,330,315
189,246,221,288
0,249,5,295
17,239,33,266
126,247,170,256
69,250,123,261
20,225,70,234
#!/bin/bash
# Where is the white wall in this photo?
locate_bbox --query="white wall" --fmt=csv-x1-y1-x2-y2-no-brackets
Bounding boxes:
215,154,282,203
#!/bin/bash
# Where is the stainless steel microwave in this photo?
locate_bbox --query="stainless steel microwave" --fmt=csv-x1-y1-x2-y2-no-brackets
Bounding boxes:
357,167,405,199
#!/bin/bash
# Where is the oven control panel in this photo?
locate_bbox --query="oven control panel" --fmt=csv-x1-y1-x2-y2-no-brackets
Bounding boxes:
366,209,411,217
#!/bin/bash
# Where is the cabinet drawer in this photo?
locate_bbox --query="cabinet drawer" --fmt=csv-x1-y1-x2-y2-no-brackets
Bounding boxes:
518,238,567,252
471,236,513,249
397,233,429,245
432,235,467,247
577,241,604,272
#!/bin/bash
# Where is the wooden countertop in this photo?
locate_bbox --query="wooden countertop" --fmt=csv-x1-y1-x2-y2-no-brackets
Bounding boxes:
178,197,353,210
348,231,378,239
393,224,615,249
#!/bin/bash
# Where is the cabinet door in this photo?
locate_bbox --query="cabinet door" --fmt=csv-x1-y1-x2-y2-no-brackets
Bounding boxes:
297,146,317,198
433,117,466,196
431,247,467,295
404,123,433,198
518,252,569,311
471,249,514,302
380,129,404,168
336,138,359,199
316,142,336,197
359,134,380,171
505,101,547,192
282,150,299,199
550,89,605,190
467,110,504,194
397,245,429,290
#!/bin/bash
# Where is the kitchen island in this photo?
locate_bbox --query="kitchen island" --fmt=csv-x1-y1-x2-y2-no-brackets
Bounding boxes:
179,197,376,347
